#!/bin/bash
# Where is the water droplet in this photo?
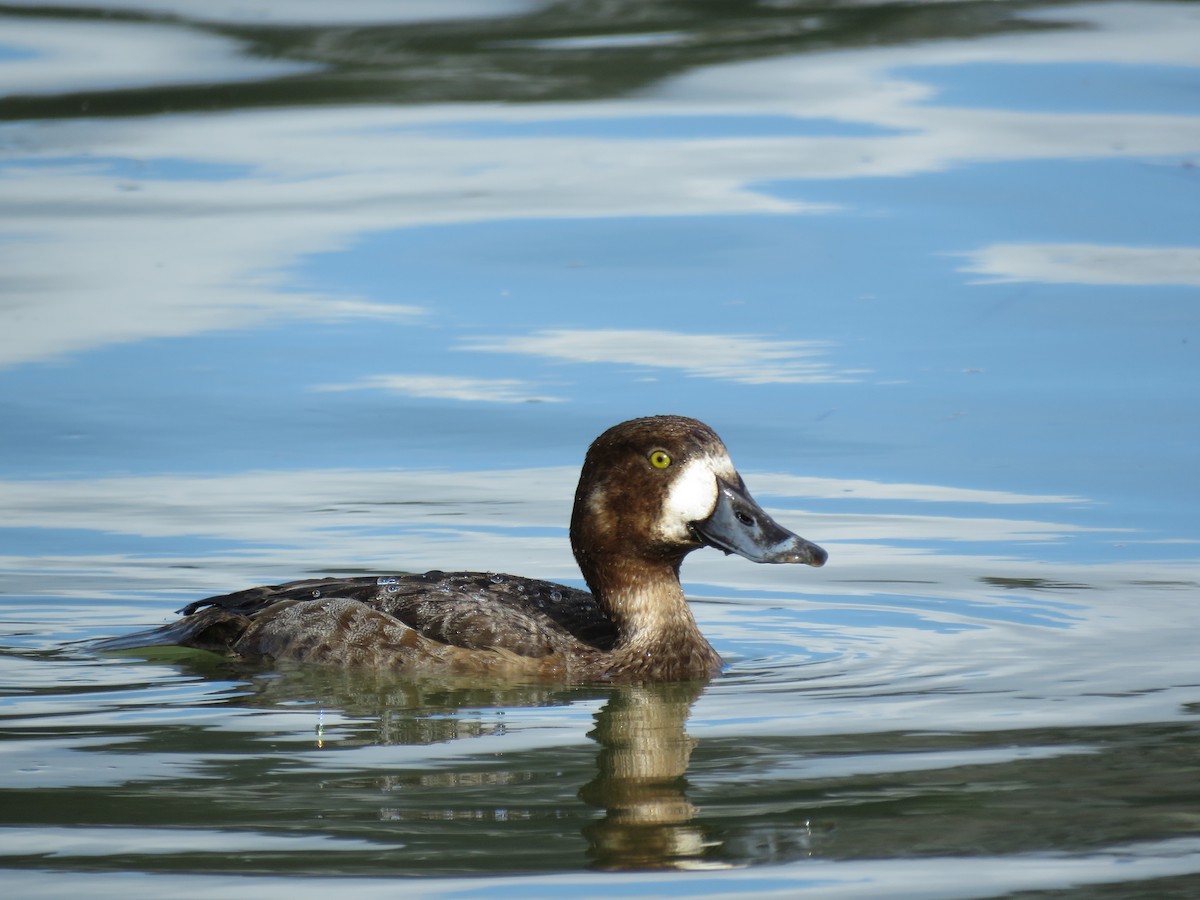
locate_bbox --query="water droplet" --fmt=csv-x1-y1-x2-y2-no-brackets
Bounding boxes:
311,590,321,598
516,583,526,593
489,573,503,584
549,590,562,603
386,585,399,593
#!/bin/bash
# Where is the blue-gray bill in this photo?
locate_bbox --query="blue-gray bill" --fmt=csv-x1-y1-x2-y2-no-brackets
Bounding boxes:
691,478,827,567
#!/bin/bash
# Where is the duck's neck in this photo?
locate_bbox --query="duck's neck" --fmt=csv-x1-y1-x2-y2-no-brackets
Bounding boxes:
581,555,722,680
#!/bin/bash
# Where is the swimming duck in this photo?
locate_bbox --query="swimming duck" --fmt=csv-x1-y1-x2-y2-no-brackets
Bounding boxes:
100,416,827,682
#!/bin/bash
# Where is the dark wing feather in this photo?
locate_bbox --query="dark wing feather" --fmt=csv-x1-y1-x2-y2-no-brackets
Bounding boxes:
118,570,618,659
375,572,618,652
178,576,385,616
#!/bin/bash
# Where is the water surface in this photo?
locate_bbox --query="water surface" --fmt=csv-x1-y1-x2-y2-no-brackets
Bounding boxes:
2,1,1199,896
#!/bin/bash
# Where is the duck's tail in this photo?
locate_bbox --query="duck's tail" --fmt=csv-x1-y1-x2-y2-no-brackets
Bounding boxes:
92,606,251,656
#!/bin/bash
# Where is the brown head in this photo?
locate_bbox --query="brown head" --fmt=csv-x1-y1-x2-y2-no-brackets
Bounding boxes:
569,415,827,594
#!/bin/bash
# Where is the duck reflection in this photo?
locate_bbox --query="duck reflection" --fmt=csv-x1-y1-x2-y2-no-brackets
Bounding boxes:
580,681,716,870
118,652,717,870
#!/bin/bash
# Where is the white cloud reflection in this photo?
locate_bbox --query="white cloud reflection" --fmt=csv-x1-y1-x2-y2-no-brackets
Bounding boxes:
3,1,541,26
959,243,1200,287
316,374,563,403
751,473,1087,505
462,329,863,384
0,16,316,96
2,3,1199,368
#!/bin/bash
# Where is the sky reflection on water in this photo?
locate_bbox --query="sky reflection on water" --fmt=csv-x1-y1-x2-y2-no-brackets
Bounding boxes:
2,3,1197,531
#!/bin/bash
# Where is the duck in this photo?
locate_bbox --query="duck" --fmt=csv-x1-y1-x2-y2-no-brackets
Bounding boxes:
98,415,827,682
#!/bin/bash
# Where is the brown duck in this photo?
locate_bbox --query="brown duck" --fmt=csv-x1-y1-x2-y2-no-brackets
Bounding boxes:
98,416,827,682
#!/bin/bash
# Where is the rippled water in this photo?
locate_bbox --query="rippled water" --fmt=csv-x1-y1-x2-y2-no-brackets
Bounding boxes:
3,1,1200,896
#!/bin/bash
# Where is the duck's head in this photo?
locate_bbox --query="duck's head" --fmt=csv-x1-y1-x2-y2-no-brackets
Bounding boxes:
570,415,827,572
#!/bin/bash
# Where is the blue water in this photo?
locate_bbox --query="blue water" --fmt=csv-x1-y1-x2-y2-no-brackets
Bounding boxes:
2,1,1200,896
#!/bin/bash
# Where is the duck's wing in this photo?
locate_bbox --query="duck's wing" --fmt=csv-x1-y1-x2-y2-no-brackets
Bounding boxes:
375,572,618,654
99,571,618,659
177,576,384,616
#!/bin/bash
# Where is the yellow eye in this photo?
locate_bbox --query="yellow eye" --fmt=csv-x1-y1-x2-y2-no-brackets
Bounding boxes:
649,450,672,469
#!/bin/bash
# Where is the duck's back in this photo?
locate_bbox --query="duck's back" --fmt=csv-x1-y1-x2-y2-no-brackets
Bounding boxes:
103,571,619,674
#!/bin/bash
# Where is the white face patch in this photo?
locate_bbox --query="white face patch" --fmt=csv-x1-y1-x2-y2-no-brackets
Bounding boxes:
657,449,732,542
